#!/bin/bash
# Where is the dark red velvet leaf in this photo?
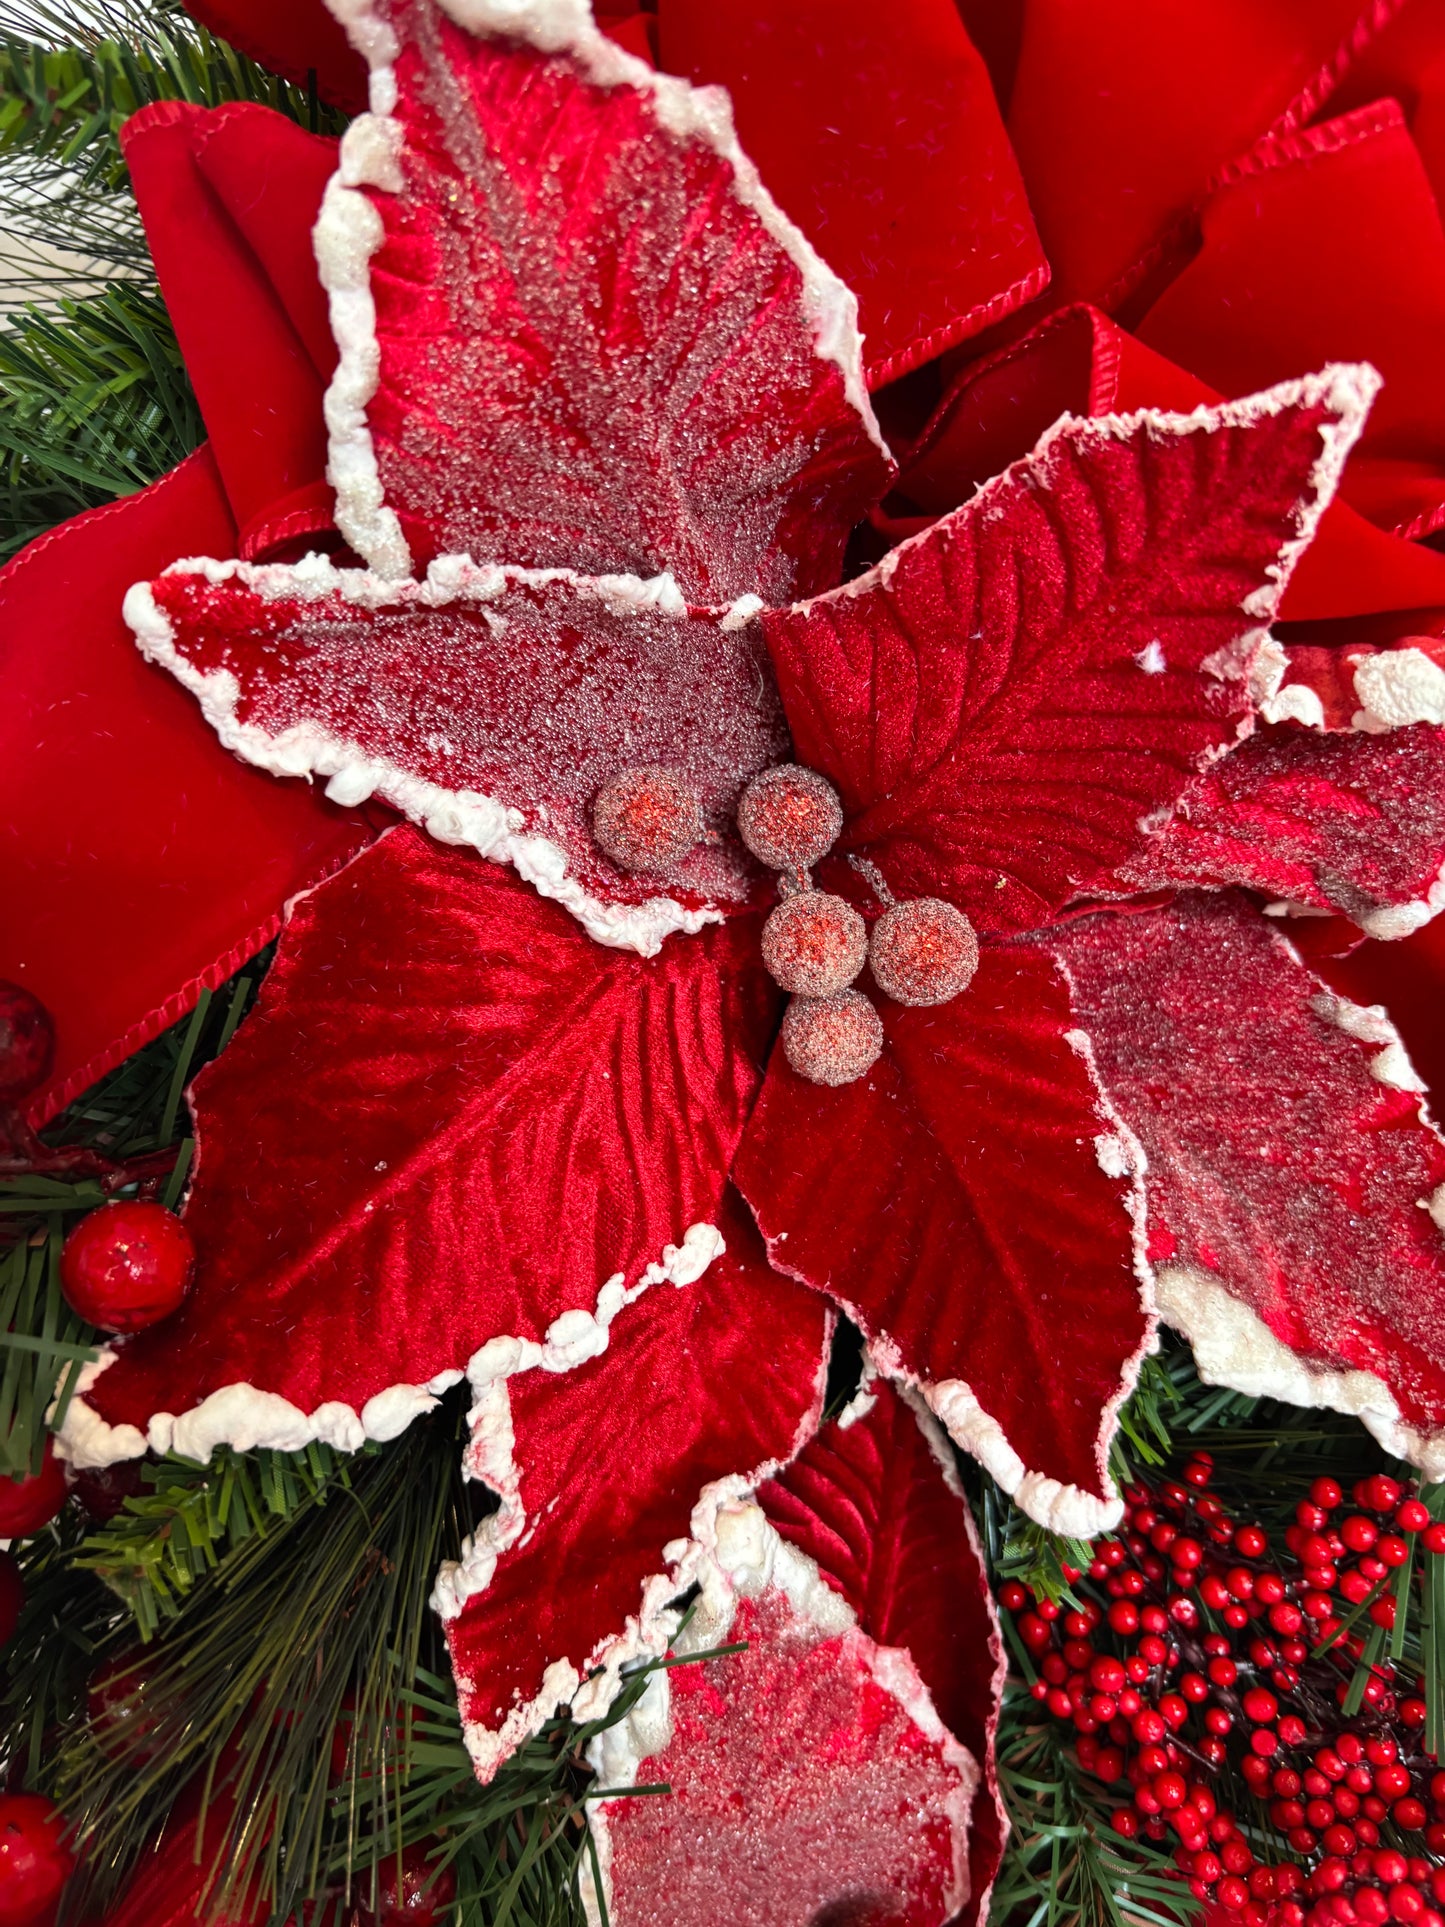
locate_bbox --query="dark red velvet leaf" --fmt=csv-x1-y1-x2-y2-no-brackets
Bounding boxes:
1114,722,1445,938
130,557,787,932
733,941,1147,1536
69,828,780,1463
760,1382,1008,1927
590,1384,993,1927
0,449,371,1129
763,373,1371,935
655,0,1049,386
181,0,367,113
323,0,891,598
1048,892,1445,1475
442,1198,829,1777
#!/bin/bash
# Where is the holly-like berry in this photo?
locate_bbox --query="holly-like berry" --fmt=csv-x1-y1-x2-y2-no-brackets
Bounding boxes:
0,1795,73,1927
781,988,883,1087
0,984,54,1106
0,1554,22,1649
869,899,979,1007
88,1652,163,1762
591,766,704,872
60,1201,195,1333
761,891,867,998
0,1440,67,1539
736,764,844,873
357,1843,457,1926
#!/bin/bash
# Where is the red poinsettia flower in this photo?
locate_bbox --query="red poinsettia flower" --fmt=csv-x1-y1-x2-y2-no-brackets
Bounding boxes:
10,0,1445,1919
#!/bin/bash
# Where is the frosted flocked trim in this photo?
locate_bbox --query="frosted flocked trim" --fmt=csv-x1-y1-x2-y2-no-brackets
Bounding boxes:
53,1222,724,1471
1354,648,1445,733
578,1480,978,1927
314,0,889,580
440,1316,831,1782
124,554,742,957
1157,1263,1445,1483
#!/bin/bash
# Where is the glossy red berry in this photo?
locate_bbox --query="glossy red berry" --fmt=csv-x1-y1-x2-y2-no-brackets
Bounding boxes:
1396,1500,1430,1533
0,984,55,1105
1423,1524,1445,1555
0,1554,21,1648
0,1794,73,1927
0,1440,66,1538
60,1202,195,1333
357,1843,457,1926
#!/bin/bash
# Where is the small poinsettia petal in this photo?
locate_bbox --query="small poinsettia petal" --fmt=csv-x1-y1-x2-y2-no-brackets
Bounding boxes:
733,942,1149,1535
62,827,780,1468
315,0,890,597
759,1383,1009,1927
127,556,787,946
588,1382,995,1927
181,0,366,112
763,370,1374,934
1048,892,1445,1478
1114,722,1445,939
440,1198,829,1779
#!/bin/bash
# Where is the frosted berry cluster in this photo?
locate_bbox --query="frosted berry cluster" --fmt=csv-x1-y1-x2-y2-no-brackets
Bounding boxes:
736,764,981,1084
1002,1455,1445,1927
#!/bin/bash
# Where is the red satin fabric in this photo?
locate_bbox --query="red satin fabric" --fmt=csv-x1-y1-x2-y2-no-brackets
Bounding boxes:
121,102,337,558
1137,103,1445,541
1006,0,1394,307
655,0,1048,386
181,0,366,113
0,450,368,1127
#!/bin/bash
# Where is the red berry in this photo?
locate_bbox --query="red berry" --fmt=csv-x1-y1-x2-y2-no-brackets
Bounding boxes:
1312,1478,1345,1509
999,1582,1028,1612
356,1842,457,1926
761,891,868,999
0,984,55,1102
0,1440,67,1538
1401,1698,1427,1727
1370,1597,1398,1631
736,764,843,872
1377,1535,1410,1568
1112,1809,1139,1838
1107,1601,1139,1635
1394,1799,1428,1831
1396,1500,1431,1533
1242,1688,1278,1724
1366,1476,1404,1513
1235,1526,1268,1557
1374,1854,1410,1886
1389,1889,1424,1923
60,1202,195,1334
1424,1524,1445,1556
1220,1878,1250,1911
868,898,979,1008
0,1794,73,1925
781,988,883,1087
592,766,703,872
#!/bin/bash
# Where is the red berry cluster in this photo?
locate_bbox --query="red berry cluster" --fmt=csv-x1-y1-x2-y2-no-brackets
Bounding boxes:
1001,1456,1445,1927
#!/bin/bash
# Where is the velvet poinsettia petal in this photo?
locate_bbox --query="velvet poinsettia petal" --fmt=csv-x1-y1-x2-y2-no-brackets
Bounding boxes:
1259,636,1445,735
733,941,1147,1536
121,104,336,558
1048,892,1445,1478
182,0,367,112
759,1383,1009,1927
588,1382,994,1927
891,305,1445,629
1114,721,1445,938
0,449,371,1129
439,1198,829,1778
127,554,787,946
654,0,1048,387
313,0,890,598
765,370,1373,934
1136,103,1445,542
62,826,780,1468
1005,0,1394,306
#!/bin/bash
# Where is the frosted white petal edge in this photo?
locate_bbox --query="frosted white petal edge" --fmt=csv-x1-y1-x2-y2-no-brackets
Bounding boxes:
52,1222,724,1471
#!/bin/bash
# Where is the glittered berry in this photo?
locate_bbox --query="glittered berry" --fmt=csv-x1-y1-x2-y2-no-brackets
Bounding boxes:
736,764,843,872
760,891,867,998
357,1843,457,1926
0,1554,21,1648
868,899,979,1007
781,989,883,1087
0,1440,67,1538
591,767,704,873
0,1795,73,1927
60,1201,195,1333
0,983,54,1105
